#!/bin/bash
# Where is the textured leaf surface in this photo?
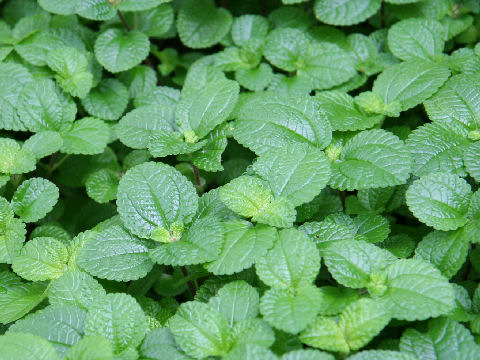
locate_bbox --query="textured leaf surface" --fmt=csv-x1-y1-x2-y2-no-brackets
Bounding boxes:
329,129,412,190
77,225,154,281
0,332,59,360
81,79,129,121
313,0,382,26
406,173,471,231
117,162,198,239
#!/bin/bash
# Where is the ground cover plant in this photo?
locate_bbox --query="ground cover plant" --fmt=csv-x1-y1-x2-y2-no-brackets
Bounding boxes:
0,0,480,359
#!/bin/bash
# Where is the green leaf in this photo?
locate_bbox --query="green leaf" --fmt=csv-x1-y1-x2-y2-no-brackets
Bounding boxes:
12,237,68,281
231,318,275,349
122,5,174,39
400,317,479,360
0,332,59,360
84,293,147,353
252,197,297,228
235,63,274,92
61,117,110,155
256,228,320,289
65,335,113,360
315,91,383,132
117,0,168,11
117,105,176,150
38,0,78,15
329,129,412,190
464,142,480,182
0,270,48,324
47,46,93,98
322,239,396,289
94,29,150,73
85,169,118,204
231,15,269,48
415,229,470,279
387,18,445,61
316,286,359,316
281,349,334,360
23,131,63,159
234,92,332,155
8,304,86,358
300,298,391,353
252,143,330,207
77,225,154,281
371,60,451,113
0,138,36,175
313,0,382,26
205,220,277,276
406,173,472,231
169,301,233,358
260,286,321,334
424,74,480,132
148,131,207,158
220,175,273,218
117,162,198,239
139,328,190,360
264,28,310,72
191,125,228,172
176,76,239,140
177,0,232,49
12,178,59,223
76,0,116,20
0,217,26,264
379,259,455,320
209,281,260,327
149,215,223,266
406,121,469,177
48,270,106,310
347,350,417,360
81,79,129,121
17,78,75,133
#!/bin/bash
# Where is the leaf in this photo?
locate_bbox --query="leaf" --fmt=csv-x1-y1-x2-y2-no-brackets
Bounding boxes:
117,162,198,239
61,117,110,155
281,349,334,360
77,225,154,281
47,46,93,98
148,131,207,158
205,220,277,275
252,143,330,207
464,142,480,182
117,105,176,150
234,92,332,155
329,129,412,190
23,131,63,159
12,178,59,223
414,229,469,279
209,281,260,327
48,270,106,309
65,335,113,360
256,228,320,289
0,332,59,360
379,259,456,321
12,237,68,281
346,350,418,360
149,216,223,266
260,286,321,334
387,18,445,61
38,0,78,15
317,286,359,316
177,0,232,49
85,169,118,204
400,317,479,360
231,318,275,349
139,328,189,360
252,196,297,228
231,15,269,48
424,74,480,132
117,0,168,11
169,301,233,358
8,304,86,358
224,344,278,360
300,298,391,352
0,138,36,175
371,60,451,113
315,91,383,132
235,63,274,92
313,0,382,26
17,78,75,133
0,217,26,264
81,79,129,121
176,76,239,140
264,28,310,72
406,173,472,231
191,125,228,172
322,239,396,289
220,175,273,218
84,293,147,353
94,29,150,73
76,0,116,21
0,270,48,324
406,121,469,177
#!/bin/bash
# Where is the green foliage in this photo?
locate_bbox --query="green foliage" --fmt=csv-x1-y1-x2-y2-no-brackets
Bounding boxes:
0,0,478,358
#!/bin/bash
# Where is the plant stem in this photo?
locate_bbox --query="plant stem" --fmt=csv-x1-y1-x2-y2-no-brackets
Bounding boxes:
192,164,203,196
181,266,197,297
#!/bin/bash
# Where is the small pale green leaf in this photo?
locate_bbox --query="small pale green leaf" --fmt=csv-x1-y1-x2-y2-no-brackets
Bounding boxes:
23,131,63,159
85,169,118,204
61,117,110,155
65,335,113,360
0,138,36,175
12,177,59,223
81,79,129,121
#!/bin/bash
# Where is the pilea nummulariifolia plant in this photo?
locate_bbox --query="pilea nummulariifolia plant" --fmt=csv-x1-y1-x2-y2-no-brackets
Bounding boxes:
0,0,480,359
